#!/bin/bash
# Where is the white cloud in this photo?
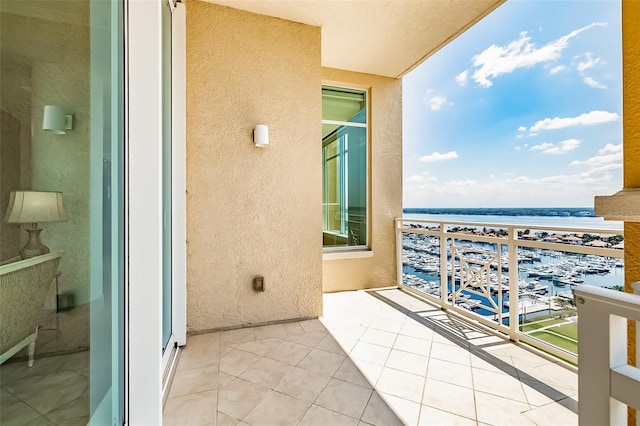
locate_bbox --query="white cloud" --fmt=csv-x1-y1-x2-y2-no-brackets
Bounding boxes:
429,95,449,111
514,146,522,151
419,151,459,162
598,143,621,155
584,76,607,89
527,132,539,137
517,126,527,132
529,110,619,132
455,70,468,86
470,22,606,87
530,142,554,151
549,65,566,74
577,52,602,73
571,143,622,167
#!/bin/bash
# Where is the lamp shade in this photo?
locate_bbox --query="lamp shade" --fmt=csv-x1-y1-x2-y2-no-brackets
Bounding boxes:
4,191,67,224
43,105,67,134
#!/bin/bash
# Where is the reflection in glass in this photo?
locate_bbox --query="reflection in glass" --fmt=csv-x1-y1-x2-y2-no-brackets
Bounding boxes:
0,0,124,424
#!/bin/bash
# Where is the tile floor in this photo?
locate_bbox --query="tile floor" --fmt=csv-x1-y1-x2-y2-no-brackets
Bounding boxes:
0,351,89,425
164,289,578,426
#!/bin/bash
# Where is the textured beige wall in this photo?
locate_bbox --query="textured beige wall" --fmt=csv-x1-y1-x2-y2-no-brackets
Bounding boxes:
321,68,402,292
186,1,323,332
622,2,639,424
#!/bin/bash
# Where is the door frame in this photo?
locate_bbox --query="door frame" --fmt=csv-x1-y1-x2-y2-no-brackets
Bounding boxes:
126,0,186,422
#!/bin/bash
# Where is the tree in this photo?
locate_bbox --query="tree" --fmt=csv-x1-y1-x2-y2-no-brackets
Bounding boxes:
607,234,624,246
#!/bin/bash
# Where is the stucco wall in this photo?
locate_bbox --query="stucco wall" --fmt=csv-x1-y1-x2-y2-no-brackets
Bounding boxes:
186,1,323,332
321,68,402,293
622,1,639,424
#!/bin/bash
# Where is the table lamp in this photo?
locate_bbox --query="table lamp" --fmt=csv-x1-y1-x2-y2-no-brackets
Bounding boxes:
4,191,67,259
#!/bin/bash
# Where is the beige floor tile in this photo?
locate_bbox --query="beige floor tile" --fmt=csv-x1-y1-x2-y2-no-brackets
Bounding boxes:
315,334,348,355
429,342,471,366
331,325,367,341
0,390,43,424
520,377,573,407
378,392,421,425
0,355,65,386
243,391,310,426
375,367,425,403
234,338,283,357
298,405,359,426
300,319,327,333
523,397,578,425
469,351,518,376
431,331,465,347
349,341,391,366
286,331,328,348
219,349,261,377
472,368,528,403
360,328,398,348
351,359,384,386
220,328,255,346
334,358,373,389
163,390,217,426
265,341,311,365
360,392,403,426
282,322,304,336
170,365,219,398
298,348,345,376
369,318,404,334
239,357,292,388
57,415,89,426
392,334,432,356
253,324,288,340
179,344,220,371
427,358,473,389
217,411,240,425
187,332,221,350
418,405,476,426
314,379,373,419
399,321,435,341
274,366,331,403
422,379,476,420
474,390,533,426
217,378,270,420
385,349,429,376
43,387,89,424
6,370,87,415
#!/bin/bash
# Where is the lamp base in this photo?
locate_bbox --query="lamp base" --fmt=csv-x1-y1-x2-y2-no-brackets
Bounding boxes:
19,228,50,260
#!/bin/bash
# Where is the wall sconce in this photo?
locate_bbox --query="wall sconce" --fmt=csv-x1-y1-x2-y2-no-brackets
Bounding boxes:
43,105,74,134
253,124,269,148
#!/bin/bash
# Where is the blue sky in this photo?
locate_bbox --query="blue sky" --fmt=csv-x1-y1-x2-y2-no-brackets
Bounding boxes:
402,0,622,208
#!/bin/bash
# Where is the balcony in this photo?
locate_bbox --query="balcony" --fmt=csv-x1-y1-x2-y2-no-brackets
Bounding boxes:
163,288,578,425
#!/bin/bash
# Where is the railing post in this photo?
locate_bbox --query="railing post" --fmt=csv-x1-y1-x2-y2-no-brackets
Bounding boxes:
439,223,447,309
508,226,519,341
575,293,628,426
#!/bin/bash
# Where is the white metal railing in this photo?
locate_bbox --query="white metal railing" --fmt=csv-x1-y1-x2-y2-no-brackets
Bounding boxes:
395,217,625,364
572,285,640,426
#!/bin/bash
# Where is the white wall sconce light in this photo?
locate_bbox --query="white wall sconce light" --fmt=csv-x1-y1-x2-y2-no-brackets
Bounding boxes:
253,124,269,148
43,105,74,134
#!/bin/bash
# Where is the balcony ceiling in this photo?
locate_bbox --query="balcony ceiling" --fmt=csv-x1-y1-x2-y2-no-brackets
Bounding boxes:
206,0,504,78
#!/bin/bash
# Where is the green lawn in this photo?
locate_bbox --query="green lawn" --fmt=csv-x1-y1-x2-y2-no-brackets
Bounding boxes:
552,322,578,340
530,331,578,354
520,318,564,333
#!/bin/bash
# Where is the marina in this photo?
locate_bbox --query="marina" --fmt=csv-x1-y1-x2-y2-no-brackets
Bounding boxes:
400,222,624,325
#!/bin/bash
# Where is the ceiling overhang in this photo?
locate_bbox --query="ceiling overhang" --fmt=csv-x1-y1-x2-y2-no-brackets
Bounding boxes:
204,0,505,78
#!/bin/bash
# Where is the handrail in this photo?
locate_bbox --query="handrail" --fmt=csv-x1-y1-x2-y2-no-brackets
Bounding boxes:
396,217,625,364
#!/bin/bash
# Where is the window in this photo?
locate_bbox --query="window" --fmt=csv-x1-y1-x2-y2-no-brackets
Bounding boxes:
322,86,367,249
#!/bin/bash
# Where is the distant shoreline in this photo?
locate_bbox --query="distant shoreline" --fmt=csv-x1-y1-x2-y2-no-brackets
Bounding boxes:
403,207,596,218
